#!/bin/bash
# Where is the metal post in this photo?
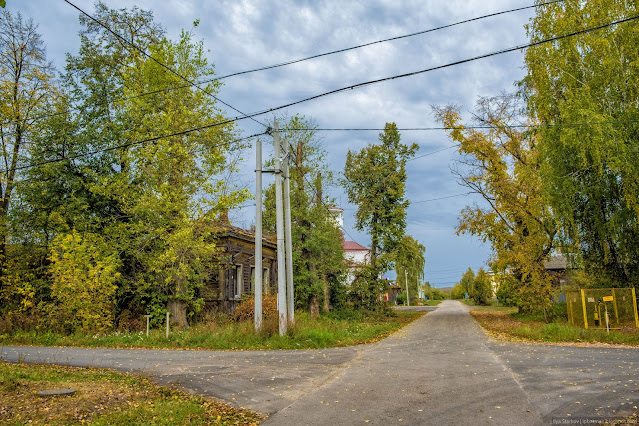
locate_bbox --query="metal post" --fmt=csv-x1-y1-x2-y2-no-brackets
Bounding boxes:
255,137,263,332
405,270,410,307
165,312,170,338
145,315,151,337
274,121,287,335
283,138,294,327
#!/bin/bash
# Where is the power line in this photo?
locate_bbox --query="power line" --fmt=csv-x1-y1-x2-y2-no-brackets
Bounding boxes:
208,0,564,82
62,0,267,129
3,127,267,175
6,14,635,175
281,119,639,133
411,193,471,204
255,14,639,115
0,1,560,129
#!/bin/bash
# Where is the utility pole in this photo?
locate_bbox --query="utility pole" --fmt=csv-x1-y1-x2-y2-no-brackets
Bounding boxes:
274,121,288,335
405,270,410,307
254,137,263,332
283,138,295,327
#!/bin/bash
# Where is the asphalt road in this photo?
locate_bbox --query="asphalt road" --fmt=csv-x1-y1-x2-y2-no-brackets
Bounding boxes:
2,301,638,425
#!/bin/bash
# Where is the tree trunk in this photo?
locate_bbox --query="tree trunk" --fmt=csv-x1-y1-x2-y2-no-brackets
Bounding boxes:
167,299,188,328
309,295,319,318
323,275,330,311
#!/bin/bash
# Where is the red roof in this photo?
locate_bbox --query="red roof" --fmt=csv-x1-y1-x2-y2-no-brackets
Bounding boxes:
342,240,370,252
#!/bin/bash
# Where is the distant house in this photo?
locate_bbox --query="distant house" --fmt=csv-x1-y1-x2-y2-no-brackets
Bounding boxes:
544,254,572,287
328,206,371,285
382,282,401,305
201,213,278,315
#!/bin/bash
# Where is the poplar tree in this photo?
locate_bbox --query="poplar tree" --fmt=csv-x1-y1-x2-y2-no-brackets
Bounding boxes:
394,235,425,299
343,123,417,305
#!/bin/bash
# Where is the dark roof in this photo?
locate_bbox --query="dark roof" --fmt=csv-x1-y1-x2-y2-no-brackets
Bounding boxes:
544,254,568,271
214,223,277,249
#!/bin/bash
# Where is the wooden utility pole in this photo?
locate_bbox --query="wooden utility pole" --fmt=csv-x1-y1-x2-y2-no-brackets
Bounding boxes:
283,139,295,327
254,137,263,332
274,121,288,335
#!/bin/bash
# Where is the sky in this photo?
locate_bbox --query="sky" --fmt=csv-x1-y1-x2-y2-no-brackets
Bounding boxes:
6,0,542,288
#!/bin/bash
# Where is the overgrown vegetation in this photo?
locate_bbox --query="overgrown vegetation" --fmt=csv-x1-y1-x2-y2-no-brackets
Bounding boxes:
0,309,424,350
0,362,262,425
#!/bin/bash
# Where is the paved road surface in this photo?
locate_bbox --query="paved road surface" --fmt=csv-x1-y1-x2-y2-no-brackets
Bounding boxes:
2,301,638,425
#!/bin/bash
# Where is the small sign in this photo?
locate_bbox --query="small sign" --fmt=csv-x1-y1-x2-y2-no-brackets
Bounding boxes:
603,296,614,302
587,297,595,303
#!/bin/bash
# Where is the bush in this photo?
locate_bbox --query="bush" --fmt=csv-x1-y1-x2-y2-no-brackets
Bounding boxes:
396,293,407,305
233,295,278,322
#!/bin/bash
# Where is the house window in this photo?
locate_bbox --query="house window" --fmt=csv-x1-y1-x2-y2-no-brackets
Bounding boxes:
234,265,243,299
248,266,270,294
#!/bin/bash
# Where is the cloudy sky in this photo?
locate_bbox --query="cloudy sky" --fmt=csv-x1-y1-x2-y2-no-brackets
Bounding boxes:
8,0,542,287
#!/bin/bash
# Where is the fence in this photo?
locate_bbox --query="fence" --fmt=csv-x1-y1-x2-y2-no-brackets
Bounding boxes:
565,288,639,330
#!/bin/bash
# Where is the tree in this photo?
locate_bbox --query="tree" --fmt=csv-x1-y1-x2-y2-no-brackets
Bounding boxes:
459,268,475,299
434,95,557,317
394,235,425,300
343,123,417,305
48,230,119,333
263,115,345,314
523,0,639,288
471,268,492,305
13,4,247,328
0,10,54,277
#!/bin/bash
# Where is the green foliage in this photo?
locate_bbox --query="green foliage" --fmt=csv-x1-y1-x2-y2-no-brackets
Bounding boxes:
0,310,422,350
2,3,249,332
434,95,557,314
343,123,417,301
460,268,475,297
429,288,446,300
396,293,407,305
470,268,492,305
0,9,55,280
263,115,346,312
394,235,426,299
524,0,639,288
48,230,120,333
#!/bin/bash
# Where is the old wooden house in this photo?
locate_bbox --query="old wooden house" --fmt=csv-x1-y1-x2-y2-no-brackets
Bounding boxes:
201,217,278,314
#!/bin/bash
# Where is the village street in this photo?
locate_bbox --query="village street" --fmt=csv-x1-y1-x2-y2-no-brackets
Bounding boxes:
2,301,638,425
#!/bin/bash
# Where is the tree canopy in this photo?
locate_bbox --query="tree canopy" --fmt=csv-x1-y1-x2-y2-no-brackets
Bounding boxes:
435,94,557,315
523,0,639,288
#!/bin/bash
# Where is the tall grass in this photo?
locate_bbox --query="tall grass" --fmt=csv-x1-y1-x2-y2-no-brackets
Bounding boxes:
1,310,423,350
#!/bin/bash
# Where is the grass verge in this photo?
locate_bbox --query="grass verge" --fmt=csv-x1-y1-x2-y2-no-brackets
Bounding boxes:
0,362,262,425
0,310,424,351
471,308,639,346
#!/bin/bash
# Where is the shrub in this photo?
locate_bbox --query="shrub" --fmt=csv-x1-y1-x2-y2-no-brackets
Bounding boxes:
396,293,407,305
233,295,278,322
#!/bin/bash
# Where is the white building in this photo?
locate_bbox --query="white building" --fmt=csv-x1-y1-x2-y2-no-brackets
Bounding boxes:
328,206,371,285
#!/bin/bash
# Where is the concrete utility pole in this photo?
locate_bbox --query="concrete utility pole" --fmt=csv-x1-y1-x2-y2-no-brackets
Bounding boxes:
274,121,288,335
283,138,295,327
255,137,263,332
405,270,410,307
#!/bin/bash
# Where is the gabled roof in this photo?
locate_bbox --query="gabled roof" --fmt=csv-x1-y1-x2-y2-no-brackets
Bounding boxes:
342,240,370,252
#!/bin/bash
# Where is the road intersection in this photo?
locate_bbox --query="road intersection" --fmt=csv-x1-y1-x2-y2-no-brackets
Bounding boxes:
2,301,637,424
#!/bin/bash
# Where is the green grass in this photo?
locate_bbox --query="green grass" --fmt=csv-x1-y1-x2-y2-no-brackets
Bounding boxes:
0,362,261,425
470,305,639,346
0,310,424,351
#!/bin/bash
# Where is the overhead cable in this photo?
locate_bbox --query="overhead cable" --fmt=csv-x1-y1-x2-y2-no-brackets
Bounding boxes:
62,0,267,128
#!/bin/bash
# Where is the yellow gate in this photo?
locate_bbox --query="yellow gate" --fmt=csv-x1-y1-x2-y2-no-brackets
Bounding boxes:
566,288,639,330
